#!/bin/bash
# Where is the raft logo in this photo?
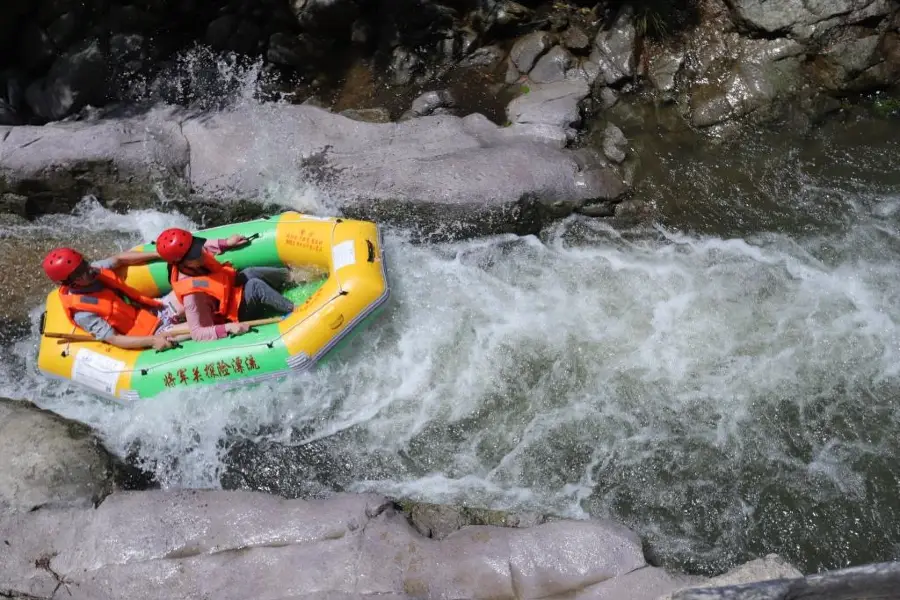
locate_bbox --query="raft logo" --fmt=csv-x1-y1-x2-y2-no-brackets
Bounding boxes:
161,355,261,388
285,229,324,253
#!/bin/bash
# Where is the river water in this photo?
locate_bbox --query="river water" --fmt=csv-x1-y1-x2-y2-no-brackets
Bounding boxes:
1,95,899,577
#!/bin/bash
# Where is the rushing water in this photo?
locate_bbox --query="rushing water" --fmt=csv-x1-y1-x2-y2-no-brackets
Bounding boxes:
2,93,900,577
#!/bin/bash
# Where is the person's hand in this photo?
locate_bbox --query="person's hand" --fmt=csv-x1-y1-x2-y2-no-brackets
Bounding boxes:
151,335,174,351
225,322,250,336
226,234,250,248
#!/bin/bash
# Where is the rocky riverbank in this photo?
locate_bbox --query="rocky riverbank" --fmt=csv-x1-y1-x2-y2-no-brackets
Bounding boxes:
2,0,899,237
7,396,890,600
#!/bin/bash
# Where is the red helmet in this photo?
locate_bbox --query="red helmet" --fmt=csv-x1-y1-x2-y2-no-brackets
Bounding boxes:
42,248,85,283
156,228,194,263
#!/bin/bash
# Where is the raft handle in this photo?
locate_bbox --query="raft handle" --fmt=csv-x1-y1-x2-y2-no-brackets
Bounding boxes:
366,239,375,263
39,311,47,334
246,233,260,242
155,341,183,354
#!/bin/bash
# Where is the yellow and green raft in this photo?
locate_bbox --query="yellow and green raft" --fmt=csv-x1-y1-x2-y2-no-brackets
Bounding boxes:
36,211,390,402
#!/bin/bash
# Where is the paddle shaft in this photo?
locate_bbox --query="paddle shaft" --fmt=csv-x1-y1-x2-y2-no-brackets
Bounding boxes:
48,316,285,344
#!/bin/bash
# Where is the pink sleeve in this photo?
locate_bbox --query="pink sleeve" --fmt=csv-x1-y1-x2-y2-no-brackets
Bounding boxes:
202,239,230,256
182,293,227,341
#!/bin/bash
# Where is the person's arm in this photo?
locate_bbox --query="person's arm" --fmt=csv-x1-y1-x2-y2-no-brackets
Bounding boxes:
203,235,249,256
182,293,229,341
98,250,162,270
105,333,173,350
72,312,171,350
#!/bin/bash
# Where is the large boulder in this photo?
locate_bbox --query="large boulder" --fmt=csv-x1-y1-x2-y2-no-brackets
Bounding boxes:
182,103,625,217
0,398,120,515
0,106,190,214
724,0,893,40
0,489,661,600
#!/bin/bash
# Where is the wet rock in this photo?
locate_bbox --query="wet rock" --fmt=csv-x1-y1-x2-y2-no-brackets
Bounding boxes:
0,106,190,212
726,0,893,39
0,398,118,515
509,31,554,74
687,37,806,127
494,0,533,27
563,26,591,51
183,104,624,214
666,554,802,599
267,32,312,67
339,107,392,123
458,45,505,68
602,123,627,163
598,86,619,109
205,15,237,50
19,23,57,72
648,47,685,92
0,490,648,600
579,566,705,599
506,79,590,135
47,11,79,49
389,47,422,85
590,7,636,85
0,193,27,218
529,45,575,84
813,31,885,89
401,500,546,540
407,89,456,117
0,99,20,125
25,39,109,121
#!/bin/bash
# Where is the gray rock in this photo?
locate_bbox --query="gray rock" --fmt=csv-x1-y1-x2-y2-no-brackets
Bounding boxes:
0,98,20,125
726,0,893,39
648,47,685,92
0,105,190,209
19,23,56,72
205,14,237,50
509,31,553,74
25,39,109,121
458,45,505,68
687,36,806,127
598,86,619,109
506,79,590,134
267,32,311,67
338,107,392,123
0,398,118,516
814,33,885,89
563,26,591,50
402,500,546,540
494,0,533,26
1,102,626,235
577,566,705,599
602,123,627,163
529,45,575,84
0,490,647,600
47,11,79,48
409,90,455,117
0,193,27,217
666,554,802,599
183,104,623,210
591,8,636,85
389,47,422,85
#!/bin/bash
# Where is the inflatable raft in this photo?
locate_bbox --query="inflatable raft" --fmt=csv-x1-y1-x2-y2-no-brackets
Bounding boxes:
36,211,389,402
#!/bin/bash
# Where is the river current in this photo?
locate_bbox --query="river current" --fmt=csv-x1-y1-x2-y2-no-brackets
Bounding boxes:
1,90,898,576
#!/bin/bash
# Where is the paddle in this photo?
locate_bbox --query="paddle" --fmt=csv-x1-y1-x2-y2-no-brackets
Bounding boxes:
47,316,286,345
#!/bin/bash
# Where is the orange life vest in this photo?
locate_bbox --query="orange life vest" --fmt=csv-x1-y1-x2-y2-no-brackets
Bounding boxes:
168,252,243,323
59,268,163,337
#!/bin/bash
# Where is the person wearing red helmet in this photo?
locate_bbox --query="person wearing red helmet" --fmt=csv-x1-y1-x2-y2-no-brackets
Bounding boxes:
42,246,178,350
155,228,294,342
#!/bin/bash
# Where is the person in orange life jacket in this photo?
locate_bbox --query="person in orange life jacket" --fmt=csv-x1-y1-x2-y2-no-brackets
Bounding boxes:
41,235,251,351
42,246,179,351
155,228,295,343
